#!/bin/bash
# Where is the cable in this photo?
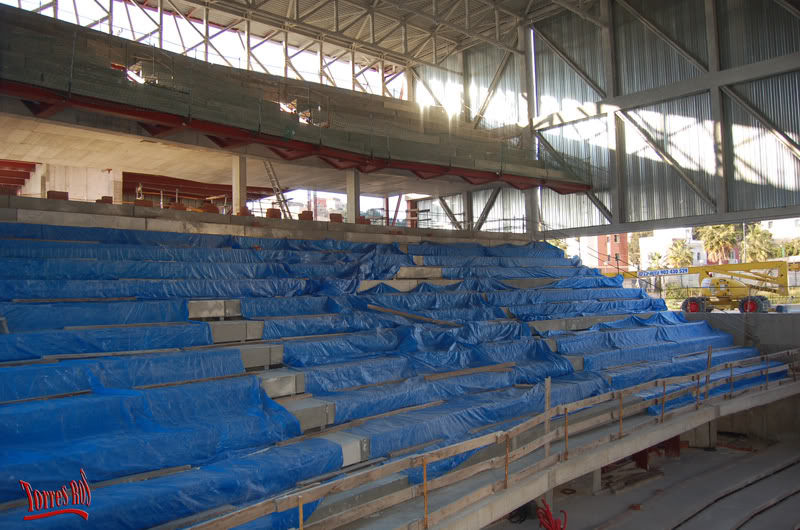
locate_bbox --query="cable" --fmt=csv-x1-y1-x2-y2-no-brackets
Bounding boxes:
536,500,567,530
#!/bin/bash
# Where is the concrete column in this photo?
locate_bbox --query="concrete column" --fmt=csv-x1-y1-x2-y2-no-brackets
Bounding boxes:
524,187,540,239
517,25,536,148
592,468,602,495
462,191,474,231
405,69,416,103
346,168,360,223
232,156,247,215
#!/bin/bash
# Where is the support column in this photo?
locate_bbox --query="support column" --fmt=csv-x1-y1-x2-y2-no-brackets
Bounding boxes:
346,168,360,223
462,191,474,230
405,68,415,102
518,25,536,147
706,0,727,213
232,156,247,216
524,187,540,239
601,0,625,225
592,468,602,495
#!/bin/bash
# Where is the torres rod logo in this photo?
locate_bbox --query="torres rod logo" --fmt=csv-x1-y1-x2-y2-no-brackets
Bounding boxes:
18,469,91,521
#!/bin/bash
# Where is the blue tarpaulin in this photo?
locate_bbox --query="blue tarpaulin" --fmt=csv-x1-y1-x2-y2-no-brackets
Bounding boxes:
0,300,189,332
487,288,648,306
0,322,213,362
0,376,302,503
441,266,600,279
0,348,246,402
407,241,565,258
509,299,668,321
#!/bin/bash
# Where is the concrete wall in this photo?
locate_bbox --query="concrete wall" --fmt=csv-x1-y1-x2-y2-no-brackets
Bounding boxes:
0,195,536,246
19,164,122,203
684,312,800,353
717,394,800,441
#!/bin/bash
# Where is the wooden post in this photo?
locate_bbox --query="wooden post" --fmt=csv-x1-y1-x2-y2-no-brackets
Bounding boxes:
564,407,569,461
729,364,734,398
618,393,623,438
695,378,701,409
544,377,551,457
504,434,510,489
660,381,666,423
423,456,429,529
704,346,712,400
298,495,304,530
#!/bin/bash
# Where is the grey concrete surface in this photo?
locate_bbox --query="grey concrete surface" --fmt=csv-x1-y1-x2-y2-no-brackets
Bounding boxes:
283,397,336,432
683,312,800,352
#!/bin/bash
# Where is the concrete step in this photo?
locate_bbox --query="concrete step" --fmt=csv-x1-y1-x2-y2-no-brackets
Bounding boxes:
282,397,336,432
257,368,305,398
529,313,656,333
187,300,242,319
208,320,264,343
237,343,283,369
395,266,443,280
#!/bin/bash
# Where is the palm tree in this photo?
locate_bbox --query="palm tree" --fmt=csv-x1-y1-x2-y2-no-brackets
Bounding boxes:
667,239,693,267
647,251,664,268
781,238,800,257
696,224,739,264
744,225,778,262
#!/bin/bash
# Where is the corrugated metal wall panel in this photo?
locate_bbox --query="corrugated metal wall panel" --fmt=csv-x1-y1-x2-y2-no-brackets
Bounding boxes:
539,116,612,229
466,44,524,130
472,187,526,233
615,0,707,95
718,0,800,69
414,53,463,116
726,71,800,211
623,93,717,222
533,12,605,116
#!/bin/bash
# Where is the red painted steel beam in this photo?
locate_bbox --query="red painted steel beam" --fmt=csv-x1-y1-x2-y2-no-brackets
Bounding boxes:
0,80,592,195
0,176,26,186
0,160,36,172
0,169,30,179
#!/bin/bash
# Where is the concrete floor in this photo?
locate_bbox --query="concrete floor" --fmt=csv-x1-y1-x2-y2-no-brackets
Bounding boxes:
486,437,800,530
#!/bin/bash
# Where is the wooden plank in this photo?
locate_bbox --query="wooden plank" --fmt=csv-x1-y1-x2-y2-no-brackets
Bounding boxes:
367,304,461,327
295,458,386,488
389,439,444,458
134,372,250,390
304,486,416,530
0,389,92,406
508,429,558,463
424,362,515,381
275,400,446,447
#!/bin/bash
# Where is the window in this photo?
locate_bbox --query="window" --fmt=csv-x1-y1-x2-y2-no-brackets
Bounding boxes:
768,221,773,229
697,252,701,261
614,253,620,262
613,235,618,243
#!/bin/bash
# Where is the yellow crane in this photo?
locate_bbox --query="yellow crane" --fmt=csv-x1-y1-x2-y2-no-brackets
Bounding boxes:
604,261,794,313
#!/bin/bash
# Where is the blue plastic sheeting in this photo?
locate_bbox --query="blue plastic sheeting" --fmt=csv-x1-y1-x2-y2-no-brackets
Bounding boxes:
0,322,212,362
637,362,788,415
422,256,580,267
509,299,668,321
0,348,246,402
601,346,759,390
441,266,600,279
0,300,188,332
300,356,412,394
326,349,574,423
486,288,648,307
537,275,625,289
590,311,687,330
0,376,301,503
241,296,339,318
356,278,515,295
345,371,608,460
412,306,507,322
0,238,413,267
344,291,489,312
0,278,366,301
0,222,403,254
260,312,409,340
581,334,735,371
407,241,564,258
556,321,717,356
283,322,534,368
0,438,341,530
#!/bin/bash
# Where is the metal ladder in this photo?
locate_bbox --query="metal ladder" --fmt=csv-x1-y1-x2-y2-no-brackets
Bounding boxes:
263,160,292,220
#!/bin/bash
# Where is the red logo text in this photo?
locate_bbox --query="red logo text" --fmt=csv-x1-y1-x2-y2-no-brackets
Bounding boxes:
18,469,91,521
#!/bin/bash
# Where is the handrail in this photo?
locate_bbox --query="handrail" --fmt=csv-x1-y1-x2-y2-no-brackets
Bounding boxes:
191,347,800,530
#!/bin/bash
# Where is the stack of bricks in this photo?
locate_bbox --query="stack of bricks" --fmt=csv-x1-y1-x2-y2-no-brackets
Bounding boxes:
200,202,219,214
95,196,113,204
356,216,371,225
298,211,313,221
46,190,69,200
266,208,282,219
329,213,343,223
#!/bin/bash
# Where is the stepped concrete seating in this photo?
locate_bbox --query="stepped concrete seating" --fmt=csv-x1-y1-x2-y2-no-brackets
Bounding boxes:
0,222,783,530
